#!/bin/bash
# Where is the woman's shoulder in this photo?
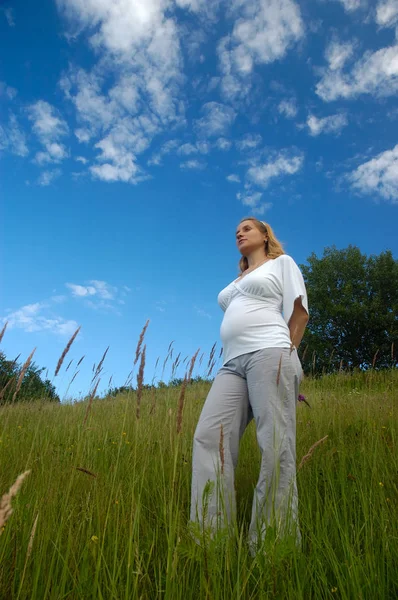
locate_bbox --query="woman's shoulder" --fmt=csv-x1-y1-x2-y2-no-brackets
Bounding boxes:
272,254,295,265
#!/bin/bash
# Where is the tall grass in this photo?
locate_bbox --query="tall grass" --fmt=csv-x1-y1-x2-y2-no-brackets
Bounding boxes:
0,366,396,599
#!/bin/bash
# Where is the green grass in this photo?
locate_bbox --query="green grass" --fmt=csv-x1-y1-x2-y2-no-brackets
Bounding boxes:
0,370,397,599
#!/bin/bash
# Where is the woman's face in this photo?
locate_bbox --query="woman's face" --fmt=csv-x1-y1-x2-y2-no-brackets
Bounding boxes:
236,220,267,256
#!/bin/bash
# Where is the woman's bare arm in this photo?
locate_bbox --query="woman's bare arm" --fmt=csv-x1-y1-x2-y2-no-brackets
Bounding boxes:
288,297,309,348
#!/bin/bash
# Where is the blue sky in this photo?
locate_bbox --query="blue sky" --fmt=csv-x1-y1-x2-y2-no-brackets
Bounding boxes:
1,0,398,399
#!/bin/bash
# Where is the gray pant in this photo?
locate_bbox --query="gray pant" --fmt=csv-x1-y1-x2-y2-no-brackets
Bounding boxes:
190,347,302,549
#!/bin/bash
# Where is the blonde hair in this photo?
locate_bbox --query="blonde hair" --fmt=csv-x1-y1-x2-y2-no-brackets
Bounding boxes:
238,217,285,273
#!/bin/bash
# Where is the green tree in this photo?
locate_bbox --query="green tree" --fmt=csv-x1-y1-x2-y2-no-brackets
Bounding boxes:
299,246,398,374
0,351,59,404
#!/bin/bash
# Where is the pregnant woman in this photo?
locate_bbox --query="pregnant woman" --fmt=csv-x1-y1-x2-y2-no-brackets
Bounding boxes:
190,217,309,552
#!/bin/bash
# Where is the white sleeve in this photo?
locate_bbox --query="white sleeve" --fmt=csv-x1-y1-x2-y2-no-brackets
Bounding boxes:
281,255,309,326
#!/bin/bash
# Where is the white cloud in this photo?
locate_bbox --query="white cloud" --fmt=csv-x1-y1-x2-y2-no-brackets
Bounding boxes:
236,133,262,151
334,0,364,11
316,44,398,101
214,137,232,151
66,283,97,297
37,169,62,186
180,159,206,170
195,102,236,138
27,100,69,164
175,0,221,15
67,280,116,300
247,153,303,187
227,174,241,183
252,203,273,215
349,144,398,202
4,7,15,27
177,141,210,155
3,301,78,336
178,143,198,155
35,143,69,165
60,60,183,181
0,81,17,99
66,279,125,312
0,114,28,157
28,100,68,140
89,280,116,300
148,139,180,166
236,190,273,214
75,156,88,164
278,98,297,119
306,113,348,136
57,0,192,183
218,0,303,100
237,190,263,207
194,305,211,319
376,0,398,28
75,128,92,143
325,38,355,71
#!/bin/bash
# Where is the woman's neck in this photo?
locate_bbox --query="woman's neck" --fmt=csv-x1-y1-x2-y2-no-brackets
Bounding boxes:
246,249,268,268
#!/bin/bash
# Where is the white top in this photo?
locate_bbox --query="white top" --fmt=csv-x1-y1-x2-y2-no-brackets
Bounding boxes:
218,254,308,365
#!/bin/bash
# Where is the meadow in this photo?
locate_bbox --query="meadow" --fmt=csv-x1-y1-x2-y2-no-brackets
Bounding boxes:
0,347,397,599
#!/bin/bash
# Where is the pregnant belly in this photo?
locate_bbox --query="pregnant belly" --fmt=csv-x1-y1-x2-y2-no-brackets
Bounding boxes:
220,302,284,345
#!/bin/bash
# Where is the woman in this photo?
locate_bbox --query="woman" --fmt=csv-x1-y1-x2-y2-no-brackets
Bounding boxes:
190,217,309,552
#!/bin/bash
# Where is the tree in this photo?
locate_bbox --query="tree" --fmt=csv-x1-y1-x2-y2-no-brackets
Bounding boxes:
299,246,398,374
0,351,59,404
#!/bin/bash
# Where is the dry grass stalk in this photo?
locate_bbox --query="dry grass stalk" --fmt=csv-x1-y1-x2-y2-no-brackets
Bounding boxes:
149,387,157,415
171,352,181,379
0,321,7,345
77,355,85,367
176,348,200,433
219,347,223,359
298,435,329,471
207,342,217,368
12,348,36,403
108,375,113,388
0,470,31,534
372,349,379,369
276,353,283,386
187,348,200,382
93,346,109,381
75,467,97,478
312,351,316,373
391,342,395,362
207,360,216,377
83,379,100,426
66,359,73,372
301,344,308,363
219,424,225,475
136,345,146,419
26,512,39,559
134,320,150,365
0,376,15,401
55,327,81,376
10,354,21,369
207,359,216,378
339,359,343,373
70,371,79,385
176,376,188,434
125,369,134,386
161,341,174,376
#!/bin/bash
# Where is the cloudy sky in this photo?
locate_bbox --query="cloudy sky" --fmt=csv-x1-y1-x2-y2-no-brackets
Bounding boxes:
1,0,398,398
